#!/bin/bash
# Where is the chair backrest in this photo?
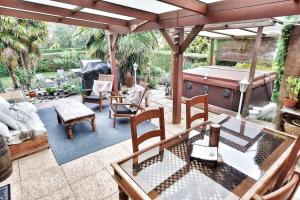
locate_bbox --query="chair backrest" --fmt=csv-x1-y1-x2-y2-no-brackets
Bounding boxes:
99,74,114,92
186,94,208,130
253,172,300,200
130,107,165,153
136,81,148,107
273,134,300,190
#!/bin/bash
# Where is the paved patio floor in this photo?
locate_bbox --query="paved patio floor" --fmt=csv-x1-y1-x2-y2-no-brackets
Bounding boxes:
4,88,300,200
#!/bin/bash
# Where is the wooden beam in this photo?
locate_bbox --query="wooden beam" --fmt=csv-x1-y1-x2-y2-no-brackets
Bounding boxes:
242,26,264,117
53,0,158,21
208,30,234,37
157,0,207,14
160,29,177,52
180,25,203,53
107,33,119,94
0,0,128,27
125,0,298,33
0,7,109,30
209,39,215,65
172,27,184,124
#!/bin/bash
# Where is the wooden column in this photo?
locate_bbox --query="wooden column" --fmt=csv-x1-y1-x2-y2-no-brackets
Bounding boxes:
242,26,263,117
209,39,215,65
172,27,184,124
108,33,119,94
160,25,203,124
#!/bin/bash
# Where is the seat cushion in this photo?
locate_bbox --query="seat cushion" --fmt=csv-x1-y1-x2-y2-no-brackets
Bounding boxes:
110,104,136,114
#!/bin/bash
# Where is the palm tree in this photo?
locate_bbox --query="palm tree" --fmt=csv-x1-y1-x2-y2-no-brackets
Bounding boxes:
0,16,48,89
74,27,158,82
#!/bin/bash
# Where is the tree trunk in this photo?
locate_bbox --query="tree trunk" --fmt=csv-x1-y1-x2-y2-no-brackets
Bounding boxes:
7,64,18,89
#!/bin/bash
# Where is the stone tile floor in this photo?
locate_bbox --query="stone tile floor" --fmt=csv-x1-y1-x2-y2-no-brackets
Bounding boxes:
5,88,300,200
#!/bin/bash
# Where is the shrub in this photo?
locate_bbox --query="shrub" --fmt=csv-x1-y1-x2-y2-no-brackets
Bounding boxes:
36,50,86,73
0,62,8,77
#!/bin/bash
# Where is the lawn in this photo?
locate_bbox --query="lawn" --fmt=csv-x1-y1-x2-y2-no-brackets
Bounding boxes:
0,72,57,89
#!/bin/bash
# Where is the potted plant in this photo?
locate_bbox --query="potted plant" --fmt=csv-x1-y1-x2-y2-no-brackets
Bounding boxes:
284,77,300,107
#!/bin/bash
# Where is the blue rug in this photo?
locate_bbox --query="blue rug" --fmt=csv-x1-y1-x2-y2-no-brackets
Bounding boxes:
0,184,10,200
38,104,156,165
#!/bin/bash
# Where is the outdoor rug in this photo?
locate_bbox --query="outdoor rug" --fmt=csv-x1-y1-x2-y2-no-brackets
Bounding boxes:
38,104,156,165
0,184,10,200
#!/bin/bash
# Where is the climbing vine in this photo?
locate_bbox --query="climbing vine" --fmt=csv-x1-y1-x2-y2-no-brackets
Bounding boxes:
271,24,293,102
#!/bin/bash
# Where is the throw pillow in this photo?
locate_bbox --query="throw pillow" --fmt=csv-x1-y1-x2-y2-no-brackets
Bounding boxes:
0,111,18,130
0,122,10,138
92,80,111,96
0,97,10,111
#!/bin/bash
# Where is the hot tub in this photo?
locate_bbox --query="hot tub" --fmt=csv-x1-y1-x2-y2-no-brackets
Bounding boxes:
183,66,275,112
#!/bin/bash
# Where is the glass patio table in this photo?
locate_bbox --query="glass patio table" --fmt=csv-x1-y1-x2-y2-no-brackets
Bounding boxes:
111,114,295,200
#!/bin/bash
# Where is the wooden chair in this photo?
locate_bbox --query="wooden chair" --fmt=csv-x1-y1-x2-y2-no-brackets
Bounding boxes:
130,107,165,153
253,135,300,200
252,171,300,200
186,94,208,130
109,81,148,128
82,74,115,112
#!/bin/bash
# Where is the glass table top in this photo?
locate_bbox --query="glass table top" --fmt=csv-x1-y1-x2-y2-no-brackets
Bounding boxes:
119,114,294,199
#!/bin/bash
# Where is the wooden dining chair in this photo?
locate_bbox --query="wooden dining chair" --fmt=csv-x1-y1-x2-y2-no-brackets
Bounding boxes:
130,107,165,153
186,94,208,130
252,171,300,200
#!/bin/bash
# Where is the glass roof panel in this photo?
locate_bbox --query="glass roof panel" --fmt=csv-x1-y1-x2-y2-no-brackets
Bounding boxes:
198,31,230,38
24,0,77,10
81,8,134,20
214,29,257,36
103,0,181,14
246,24,282,36
200,0,222,3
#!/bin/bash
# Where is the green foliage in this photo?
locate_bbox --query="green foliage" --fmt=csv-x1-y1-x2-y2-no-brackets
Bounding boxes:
46,87,58,96
286,77,300,100
36,50,85,73
271,24,293,102
0,62,8,77
187,36,208,54
15,67,36,89
234,63,272,71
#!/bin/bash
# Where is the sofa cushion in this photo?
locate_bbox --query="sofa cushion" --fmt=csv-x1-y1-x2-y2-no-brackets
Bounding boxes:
0,122,10,138
0,97,10,111
110,104,136,114
0,111,18,130
92,80,111,96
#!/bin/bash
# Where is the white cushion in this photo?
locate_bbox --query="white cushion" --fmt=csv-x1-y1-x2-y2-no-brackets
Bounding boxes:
92,80,111,96
126,85,145,105
0,110,18,130
0,97,10,111
0,122,10,138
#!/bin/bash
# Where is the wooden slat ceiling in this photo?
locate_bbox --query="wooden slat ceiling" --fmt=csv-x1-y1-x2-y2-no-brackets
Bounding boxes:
0,0,299,33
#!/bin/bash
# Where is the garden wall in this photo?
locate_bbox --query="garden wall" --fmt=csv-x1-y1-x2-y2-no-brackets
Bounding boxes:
216,37,278,67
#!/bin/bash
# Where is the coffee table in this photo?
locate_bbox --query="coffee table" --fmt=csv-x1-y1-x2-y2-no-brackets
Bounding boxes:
55,101,96,139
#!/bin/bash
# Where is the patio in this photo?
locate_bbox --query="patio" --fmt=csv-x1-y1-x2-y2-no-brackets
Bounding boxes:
3,88,219,200
0,0,300,200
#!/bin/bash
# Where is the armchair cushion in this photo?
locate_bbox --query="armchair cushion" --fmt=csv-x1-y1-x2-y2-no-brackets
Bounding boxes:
91,80,111,96
110,104,136,115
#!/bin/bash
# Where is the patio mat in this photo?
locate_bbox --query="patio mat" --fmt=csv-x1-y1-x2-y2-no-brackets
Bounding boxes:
38,104,156,165
0,184,10,200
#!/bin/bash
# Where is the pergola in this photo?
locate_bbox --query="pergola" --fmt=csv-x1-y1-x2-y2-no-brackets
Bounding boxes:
1,0,299,123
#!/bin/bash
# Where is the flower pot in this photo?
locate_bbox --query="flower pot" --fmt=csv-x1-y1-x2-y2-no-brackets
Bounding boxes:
283,97,298,108
28,91,37,98
125,71,133,88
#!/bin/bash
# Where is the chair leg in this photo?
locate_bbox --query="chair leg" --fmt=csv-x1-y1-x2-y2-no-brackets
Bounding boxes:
113,117,116,128
99,100,102,112
109,110,111,118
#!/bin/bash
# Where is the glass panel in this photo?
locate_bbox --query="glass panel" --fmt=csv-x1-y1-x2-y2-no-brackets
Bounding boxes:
103,0,180,14
81,8,134,20
214,29,257,36
120,115,294,199
24,0,77,10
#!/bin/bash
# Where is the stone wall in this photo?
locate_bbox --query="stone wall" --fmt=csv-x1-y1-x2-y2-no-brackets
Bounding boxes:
216,37,278,66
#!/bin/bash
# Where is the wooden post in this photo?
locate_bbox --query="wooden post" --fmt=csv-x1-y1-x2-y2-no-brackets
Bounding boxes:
172,27,184,124
242,26,263,117
209,39,215,65
108,33,119,94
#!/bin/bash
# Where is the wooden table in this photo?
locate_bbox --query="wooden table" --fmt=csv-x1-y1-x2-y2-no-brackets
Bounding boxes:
55,101,96,139
112,114,295,200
